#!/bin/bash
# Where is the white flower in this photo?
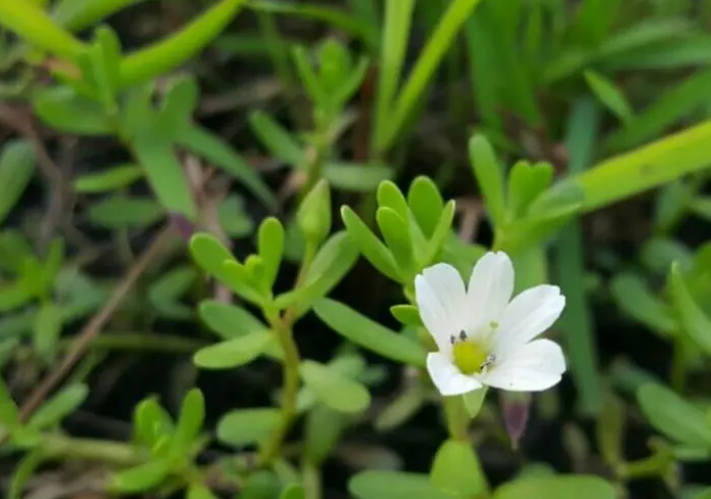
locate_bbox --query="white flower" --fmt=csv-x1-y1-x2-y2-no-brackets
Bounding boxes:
415,252,566,396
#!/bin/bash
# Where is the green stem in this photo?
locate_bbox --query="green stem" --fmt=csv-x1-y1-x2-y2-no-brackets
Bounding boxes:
42,434,143,466
259,242,317,463
303,461,322,499
442,396,469,442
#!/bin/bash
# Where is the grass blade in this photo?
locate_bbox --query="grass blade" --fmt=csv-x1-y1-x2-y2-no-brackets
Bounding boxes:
379,0,484,152
554,96,603,416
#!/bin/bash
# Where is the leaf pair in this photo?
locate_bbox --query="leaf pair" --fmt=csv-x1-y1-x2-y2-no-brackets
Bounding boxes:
112,389,205,494
469,134,583,253
342,177,454,285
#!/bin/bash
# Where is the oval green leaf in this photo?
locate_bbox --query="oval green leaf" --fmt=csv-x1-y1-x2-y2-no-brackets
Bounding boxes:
637,382,711,448
300,360,370,414
216,408,280,447
193,332,271,370
349,471,452,499
493,475,616,499
313,298,426,367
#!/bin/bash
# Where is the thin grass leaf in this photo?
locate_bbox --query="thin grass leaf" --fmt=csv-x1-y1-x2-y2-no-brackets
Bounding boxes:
554,97,603,416
576,118,711,212
248,0,376,48
372,0,415,153
605,66,711,151
0,141,36,227
380,0,484,152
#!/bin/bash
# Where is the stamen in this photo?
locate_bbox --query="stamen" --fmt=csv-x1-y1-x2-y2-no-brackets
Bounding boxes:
480,354,496,372
459,330,467,341
450,335,455,345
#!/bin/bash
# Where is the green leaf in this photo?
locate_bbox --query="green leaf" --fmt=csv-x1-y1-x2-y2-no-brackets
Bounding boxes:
322,163,393,192
462,387,487,418
349,471,453,499
177,125,275,208
374,385,425,432
637,383,711,447
187,483,219,499
132,138,197,220
189,233,235,280
292,45,327,105
372,0,415,153
376,207,414,279
258,217,285,288
250,110,305,167
222,261,265,305
8,449,45,499
577,118,711,212
297,180,332,245
383,0,484,149
341,206,400,282
27,383,87,431
190,235,261,303
110,459,171,494
0,141,36,226
430,439,485,497
606,66,711,152
275,231,358,315
88,196,164,229
610,273,676,336
74,164,143,193
149,266,196,304
199,301,282,357
240,470,282,499
583,70,633,123
390,304,423,327
33,302,63,363
642,238,693,275
669,262,711,356
0,1,85,60
218,195,254,238
133,397,174,447
216,407,280,447
506,161,554,220
313,298,426,366
407,176,444,237
0,375,19,428
171,388,204,454
118,0,249,87
199,300,268,340
469,134,505,226
421,200,456,267
193,332,271,370
0,281,33,313
280,484,305,499
596,392,626,467
156,76,199,136
304,403,347,465
375,180,407,217
0,231,32,274
32,87,114,135
493,475,616,499
53,0,145,32
300,360,371,414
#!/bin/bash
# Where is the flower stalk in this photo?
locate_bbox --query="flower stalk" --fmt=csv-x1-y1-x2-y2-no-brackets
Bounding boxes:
259,240,318,464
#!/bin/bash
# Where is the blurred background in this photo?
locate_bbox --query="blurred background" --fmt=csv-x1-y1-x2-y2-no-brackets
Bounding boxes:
3,0,711,498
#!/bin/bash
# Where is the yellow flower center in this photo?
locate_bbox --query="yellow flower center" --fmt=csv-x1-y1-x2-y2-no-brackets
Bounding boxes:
452,341,488,375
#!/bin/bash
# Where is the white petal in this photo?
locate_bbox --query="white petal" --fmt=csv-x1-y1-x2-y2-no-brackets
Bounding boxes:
426,352,483,396
466,252,514,330
494,285,565,352
479,339,565,392
415,263,467,351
